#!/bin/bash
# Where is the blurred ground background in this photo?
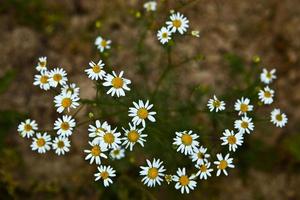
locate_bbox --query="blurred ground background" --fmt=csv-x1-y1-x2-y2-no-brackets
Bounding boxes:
0,0,300,199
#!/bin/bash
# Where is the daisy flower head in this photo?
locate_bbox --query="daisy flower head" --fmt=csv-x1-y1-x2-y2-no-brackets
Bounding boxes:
214,153,234,176
49,68,68,87
207,95,226,112
173,168,197,194
258,86,275,105
122,123,147,151
61,83,80,97
195,162,214,180
166,12,189,34
190,146,210,165
173,130,199,155
88,120,110,139
17,119,38,138
95,165,116,187
52,136,71,156
140,158,166,187
97,126,122,149
54,92,80,113
54,115,76,137
271,108,288,128
157,27,172,44
220,129,244,152
234,116,254,134
144,1,157,12
109,147,125,160
260,68,276,84
85,60,106,81
103,71,131,97
165,174,175,185
95,36,111,52
128,100,156,127
234,97,254,116
84,141,108,165
33,70,51,90
36,57,47,72
30,132,52,154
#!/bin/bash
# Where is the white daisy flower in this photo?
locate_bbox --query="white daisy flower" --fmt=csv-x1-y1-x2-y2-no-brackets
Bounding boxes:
220,129,244,152
143,1,157,12
109,147,125,160
157,27,171,44
103,71,131,97
128,100,156,127
214,153,234,176
84,141,108,165
17,119,38,138
191,30,200,38
61,83,80,96
190,146,210,165
234,97,254,116
258,86,275,105
88,120,110,139
166,12,189,34
53,115,76,137
94,165,116,187
85,60,106,81
140,158,166,187
173,130,199,155
52,136,71,156
30,132,52,154
207,95,226,112
49,68,68,87
95,127,122,149
195,162,214,180
234,116,254,134
95,36,111,52
33,70,51,90
260,68,276,84
54,92,80,113
122,123,147,151
36,57,47,72
173,168,197,194
271,108,288,128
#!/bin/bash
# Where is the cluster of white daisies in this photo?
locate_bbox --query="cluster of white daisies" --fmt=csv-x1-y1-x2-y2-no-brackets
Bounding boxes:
18,57,80,155
157,11,189,44
137,68,288,194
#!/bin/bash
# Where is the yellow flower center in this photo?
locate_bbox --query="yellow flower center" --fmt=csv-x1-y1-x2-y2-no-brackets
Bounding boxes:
264,91,271,98
213,100,221,108
162,32,168,38
39,61,46,67
147,167,158,179
227,135,237,144
92,65,101,73
179,175,189,186
218,160,228,170
103,132,115,144
113,149,120,155
101,40,107,47
60,122,70,131
61,98,72,108
91,145,101,156
266,72,272,79
276,114,283,121
181,134,192,146
127,130,139,142
111,77,124,88
137,108,148,119
53,74,62,82
100,171,109,180
240,103,248,113
197,152,204,159
172,19,182,28
241,121,249,129
57,141,65,148
36,138,46,147
24,124,32,131
40,75,49,84
199,165,207,172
